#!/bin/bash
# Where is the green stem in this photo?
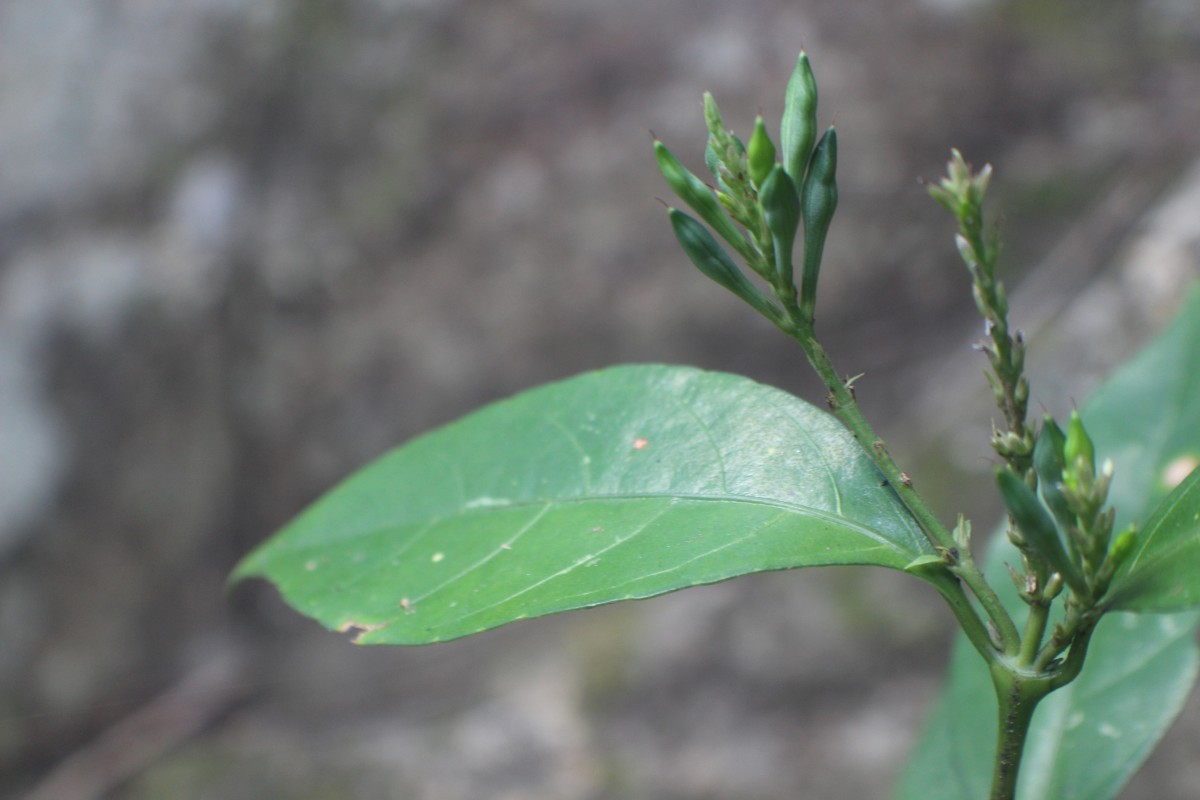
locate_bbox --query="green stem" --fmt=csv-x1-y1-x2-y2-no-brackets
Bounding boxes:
948,535,1021,656
925,567,1000,663
784,324,1021,654
1018,600,1050,668
1047,617,1098,687
989,669,1051,800
989,618,1095,799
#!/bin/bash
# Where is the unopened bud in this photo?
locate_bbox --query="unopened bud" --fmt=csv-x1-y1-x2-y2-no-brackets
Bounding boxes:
703,92,725,140
747,116,777,189
1107,526,1138,572
1064,410,1096,474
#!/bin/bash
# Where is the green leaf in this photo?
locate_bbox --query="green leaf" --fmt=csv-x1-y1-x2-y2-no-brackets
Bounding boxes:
1107,464,1200,611
895,283,1200,800
234,365,934,644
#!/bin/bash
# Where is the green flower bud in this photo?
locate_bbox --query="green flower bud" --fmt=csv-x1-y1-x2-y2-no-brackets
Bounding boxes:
747,116,777,189
703,92,725,140
758,165,800,291
997,469,1086,595
799,127,838,320
1034,417,1074,529
1107,526,1138,571
1065,410,1096,474
930,150,989,212
704,140,724,182
668,208,778,321
655,140,755,263
781,51,818,184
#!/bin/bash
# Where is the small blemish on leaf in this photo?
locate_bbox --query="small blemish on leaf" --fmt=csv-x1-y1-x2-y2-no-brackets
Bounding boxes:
590,526,604,533
1163,455,1198,489
431,552,445,563
337,620,385,643
464,496,511,509
305,560,318,571
400,597,414,614
633,437,649,450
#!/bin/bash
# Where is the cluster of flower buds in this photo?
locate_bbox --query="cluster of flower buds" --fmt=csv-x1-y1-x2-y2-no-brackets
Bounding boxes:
927,149,992,230
654,52,838,330
930,151,1034,473
998,411,1137,606
931,152,1036,482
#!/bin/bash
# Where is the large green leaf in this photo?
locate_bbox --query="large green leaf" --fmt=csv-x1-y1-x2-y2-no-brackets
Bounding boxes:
1107,466,1200,612
234,364,933,644
895,284,1200,800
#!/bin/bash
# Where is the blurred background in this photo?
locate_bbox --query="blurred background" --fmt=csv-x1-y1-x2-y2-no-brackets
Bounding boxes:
2,0,1198,797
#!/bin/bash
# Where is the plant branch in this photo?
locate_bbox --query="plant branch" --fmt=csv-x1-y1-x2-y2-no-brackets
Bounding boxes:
922,566,1001,662
1018,598,1051,668
783,322,1021,654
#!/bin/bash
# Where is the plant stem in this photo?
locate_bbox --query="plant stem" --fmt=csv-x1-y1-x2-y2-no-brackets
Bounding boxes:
989,669,1051,800
1018,599,1050,668
785,323,1021,654
924,567,1000,662
987,618,1097,799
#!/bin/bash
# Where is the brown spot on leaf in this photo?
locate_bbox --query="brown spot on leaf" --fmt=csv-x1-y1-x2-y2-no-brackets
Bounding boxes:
337,620,385,643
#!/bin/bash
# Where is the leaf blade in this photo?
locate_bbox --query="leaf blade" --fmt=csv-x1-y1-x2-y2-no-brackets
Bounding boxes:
1107,465,1200,612
234,364,934,644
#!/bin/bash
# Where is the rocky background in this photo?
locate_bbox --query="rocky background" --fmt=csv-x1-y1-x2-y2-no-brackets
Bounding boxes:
2,1,1199,798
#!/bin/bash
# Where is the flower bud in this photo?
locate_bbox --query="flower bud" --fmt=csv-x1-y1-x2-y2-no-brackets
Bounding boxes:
758,165,800,290
748,116,777,189
1064,410,1096,474
668,208,778,321
997,469,1085,595
1107,526,1136,566
781,51,819,183
655,140,755,263
703,92,725,140
1034,417,1074,528
799,127,837,319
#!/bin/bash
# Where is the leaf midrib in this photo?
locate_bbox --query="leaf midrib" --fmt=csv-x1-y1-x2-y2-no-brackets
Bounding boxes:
245,490,925,569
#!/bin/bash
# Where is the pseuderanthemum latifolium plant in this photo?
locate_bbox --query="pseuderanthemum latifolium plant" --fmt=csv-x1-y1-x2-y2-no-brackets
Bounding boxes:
232,52,1200,800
